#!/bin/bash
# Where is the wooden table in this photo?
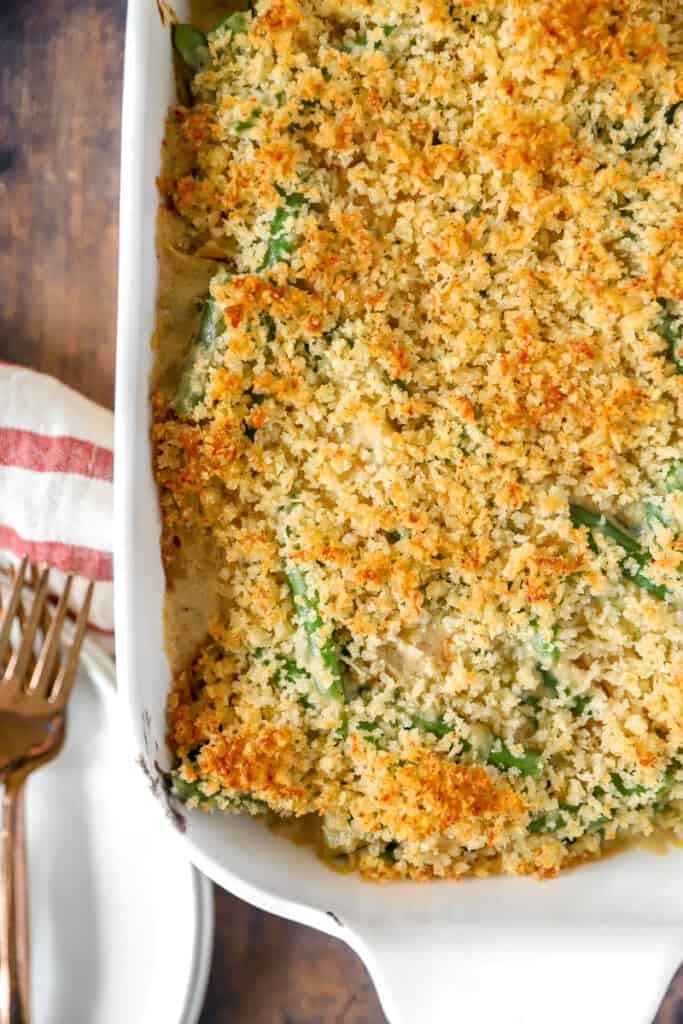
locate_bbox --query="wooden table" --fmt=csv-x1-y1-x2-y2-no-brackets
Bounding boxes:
0,1,681,1020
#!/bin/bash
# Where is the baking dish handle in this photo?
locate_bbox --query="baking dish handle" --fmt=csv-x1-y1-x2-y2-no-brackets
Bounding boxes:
353,922,683,1024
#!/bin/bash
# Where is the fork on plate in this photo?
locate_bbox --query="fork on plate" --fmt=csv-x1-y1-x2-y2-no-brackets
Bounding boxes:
0,558,92,1024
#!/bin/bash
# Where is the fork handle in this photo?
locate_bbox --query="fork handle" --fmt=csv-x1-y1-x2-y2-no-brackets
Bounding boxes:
0,778,30,1024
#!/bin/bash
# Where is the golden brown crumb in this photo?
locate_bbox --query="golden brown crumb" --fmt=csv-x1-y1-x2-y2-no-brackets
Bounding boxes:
155,0,683,880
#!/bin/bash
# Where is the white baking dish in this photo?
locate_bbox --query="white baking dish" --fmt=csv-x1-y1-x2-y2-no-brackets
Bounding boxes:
114,2,683,1019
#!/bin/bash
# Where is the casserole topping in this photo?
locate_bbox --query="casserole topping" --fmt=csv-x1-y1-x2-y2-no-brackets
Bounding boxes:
154,0,683,879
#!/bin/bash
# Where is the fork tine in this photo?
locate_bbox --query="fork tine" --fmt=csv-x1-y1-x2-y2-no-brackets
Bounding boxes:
0,572,6,675
0,557,29,671
4,567,50,684
15,587,37,680
36,564,59,678
19,565,44,677
28,575,73,697
49,581,93,706
37,565,54,637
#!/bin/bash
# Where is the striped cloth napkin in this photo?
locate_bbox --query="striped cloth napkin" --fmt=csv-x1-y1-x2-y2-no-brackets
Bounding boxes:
0,364,113,633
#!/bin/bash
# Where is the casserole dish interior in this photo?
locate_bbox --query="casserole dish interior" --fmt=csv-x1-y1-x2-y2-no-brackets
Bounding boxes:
115,2,683,1020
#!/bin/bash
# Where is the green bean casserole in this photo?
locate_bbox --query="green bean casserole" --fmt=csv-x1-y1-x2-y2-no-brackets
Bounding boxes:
153,0,683,879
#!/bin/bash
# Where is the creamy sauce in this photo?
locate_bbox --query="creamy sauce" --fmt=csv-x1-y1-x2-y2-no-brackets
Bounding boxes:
268,814,358,875
164,529,225,672
603,828,683,859
152,210,216,397
154,88,232,671
270,814,683,879
153,112,238,397
155,190,223,672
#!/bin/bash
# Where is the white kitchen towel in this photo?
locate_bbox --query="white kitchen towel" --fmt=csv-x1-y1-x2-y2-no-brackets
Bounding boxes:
0,363,113,632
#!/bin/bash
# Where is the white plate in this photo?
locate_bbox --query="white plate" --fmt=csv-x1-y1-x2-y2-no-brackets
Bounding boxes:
19,636,213,1024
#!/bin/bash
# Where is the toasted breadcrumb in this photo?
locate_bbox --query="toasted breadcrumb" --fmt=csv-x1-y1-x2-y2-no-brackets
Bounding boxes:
155,0,683,880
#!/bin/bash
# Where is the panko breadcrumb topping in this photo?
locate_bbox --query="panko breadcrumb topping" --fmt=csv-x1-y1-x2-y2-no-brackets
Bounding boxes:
155,0,683,880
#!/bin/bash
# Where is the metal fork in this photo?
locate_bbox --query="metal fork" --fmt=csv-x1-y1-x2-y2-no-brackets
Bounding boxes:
0,557,93,1024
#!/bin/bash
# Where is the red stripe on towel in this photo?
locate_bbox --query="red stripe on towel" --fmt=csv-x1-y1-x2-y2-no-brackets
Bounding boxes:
0,526,113,581
0,428,113,481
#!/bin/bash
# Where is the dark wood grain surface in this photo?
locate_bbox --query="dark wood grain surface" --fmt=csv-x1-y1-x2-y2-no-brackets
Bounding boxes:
0,1,681,1020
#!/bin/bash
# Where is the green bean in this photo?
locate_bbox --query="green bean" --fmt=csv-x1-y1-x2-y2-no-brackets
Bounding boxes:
623,128,652,152
233,107,261,134
609,763,680,805
537,666,560,694
381,840,400,862
357,720,381,746
339,34,366,51
336,717,349,741
286,565,347,701
622,568,669,600
412,715,453,738
569,503,641,557
244,387,264,406
242,387,264,441
212,11,247,35
173,24,210,72
586,814,611,834
535,665,591,716
656,762,679,799
236,790,269,812
665,460,683,493
570,693,592,716
656,298,683,373
175,770,268,811
273,654,307,685
173,775,211,803
339,24,395,52
610,772,647,797
261,312,277,343
532,631,559,664
646,475,682,547
173,295,226,416
174,12,247,83
259,190,307,271
609,764,681,809
487,739,542,777
644,500,668,527
569,503,668,599
530,620,559,665
528,810,566,834
532,800,619,836
665,101,683,126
